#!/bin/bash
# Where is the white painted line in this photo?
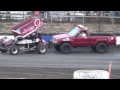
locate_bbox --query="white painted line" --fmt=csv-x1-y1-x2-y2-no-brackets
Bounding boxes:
4,78,27,79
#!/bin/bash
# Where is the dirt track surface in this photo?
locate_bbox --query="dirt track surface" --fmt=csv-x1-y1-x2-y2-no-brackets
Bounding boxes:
0,67,74,79
0,45,120,79
0,67,119,79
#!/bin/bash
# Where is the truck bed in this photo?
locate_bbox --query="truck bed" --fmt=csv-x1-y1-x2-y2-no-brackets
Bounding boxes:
90,33,115,36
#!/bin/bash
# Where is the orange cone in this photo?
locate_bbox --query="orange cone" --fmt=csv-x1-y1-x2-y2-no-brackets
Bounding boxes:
108,61,112,79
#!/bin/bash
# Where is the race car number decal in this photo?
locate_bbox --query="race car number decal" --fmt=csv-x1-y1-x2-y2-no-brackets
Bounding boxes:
34,19,43,28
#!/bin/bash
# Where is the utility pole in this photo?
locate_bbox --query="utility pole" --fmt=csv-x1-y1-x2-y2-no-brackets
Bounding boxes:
99,11,101,33
74,11,75,27
23,11,24,20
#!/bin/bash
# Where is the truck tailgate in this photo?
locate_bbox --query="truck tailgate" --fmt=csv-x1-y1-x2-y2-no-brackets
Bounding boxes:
116,36,120,45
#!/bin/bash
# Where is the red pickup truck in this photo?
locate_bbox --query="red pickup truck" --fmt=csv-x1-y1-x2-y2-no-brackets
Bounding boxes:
51,25,120,54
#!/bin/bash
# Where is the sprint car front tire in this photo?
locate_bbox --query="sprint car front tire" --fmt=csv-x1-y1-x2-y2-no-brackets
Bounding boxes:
36,42,47,54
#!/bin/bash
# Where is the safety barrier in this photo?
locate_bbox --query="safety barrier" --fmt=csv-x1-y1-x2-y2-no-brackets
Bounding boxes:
73,70,109,79
73,61,112,79
41,36,52,42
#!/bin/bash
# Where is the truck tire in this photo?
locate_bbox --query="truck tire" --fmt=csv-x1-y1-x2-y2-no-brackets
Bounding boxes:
36,42,47,54
60,43,72,54
9,45,19,55
91,47,96,51
54,45,60,51
95,43,108,54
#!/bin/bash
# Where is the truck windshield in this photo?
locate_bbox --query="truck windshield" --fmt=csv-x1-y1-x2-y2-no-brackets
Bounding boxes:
68,27,80,36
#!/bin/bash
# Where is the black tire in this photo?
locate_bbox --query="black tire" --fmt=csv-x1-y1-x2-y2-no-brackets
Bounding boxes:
0,42,7,53
47,40,53,49
95,43,108,54
91,47,96,51
0,49,7,53
54,45,60,51
0,42,2,48
9,45,19,55
60,43,72,54
36,42,47,54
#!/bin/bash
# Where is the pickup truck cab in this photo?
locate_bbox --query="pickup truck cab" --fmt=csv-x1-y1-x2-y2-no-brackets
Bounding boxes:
52,25,120,54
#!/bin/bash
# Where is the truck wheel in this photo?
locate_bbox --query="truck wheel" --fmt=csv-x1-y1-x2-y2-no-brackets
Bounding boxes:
60,43,72,54
95,43,108,54
91,47,96,51
0,49,7,53
54,45,60,51
9,45,19,55
36,42,47,54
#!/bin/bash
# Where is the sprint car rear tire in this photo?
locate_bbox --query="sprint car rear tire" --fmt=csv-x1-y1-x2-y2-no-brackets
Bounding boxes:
0,49,7,53
9,45,19,55
0,42,2,48
60,43,72,54
36,42,47,54
0,42,7,53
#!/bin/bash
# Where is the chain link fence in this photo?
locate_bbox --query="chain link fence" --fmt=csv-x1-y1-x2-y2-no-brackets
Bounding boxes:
0,11,120,34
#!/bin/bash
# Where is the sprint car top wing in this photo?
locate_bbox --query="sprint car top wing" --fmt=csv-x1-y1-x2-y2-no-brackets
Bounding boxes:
11,16,44,38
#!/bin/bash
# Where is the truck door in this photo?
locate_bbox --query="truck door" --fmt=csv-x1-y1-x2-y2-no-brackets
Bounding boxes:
72,34,90,47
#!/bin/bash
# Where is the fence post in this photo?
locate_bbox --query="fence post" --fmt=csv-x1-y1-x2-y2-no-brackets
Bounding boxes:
51,15,52,25
47,15,49,33
74,11,75,27
83,16,85,25
112,16,115,33
23,11,24,20
99,11,101,33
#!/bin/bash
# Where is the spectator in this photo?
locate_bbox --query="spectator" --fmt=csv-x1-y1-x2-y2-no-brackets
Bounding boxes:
79,31,86,37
